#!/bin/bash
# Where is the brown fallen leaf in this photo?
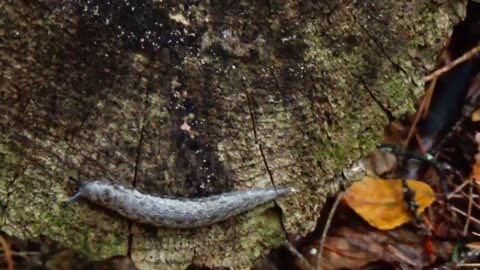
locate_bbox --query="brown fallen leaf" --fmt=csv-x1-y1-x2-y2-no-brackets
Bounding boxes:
343,177,436,230
300,222,453,270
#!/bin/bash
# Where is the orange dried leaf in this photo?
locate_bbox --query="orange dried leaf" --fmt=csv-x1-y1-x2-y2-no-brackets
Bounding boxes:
344,177,436,230
472,109,480,122
472,157,480,181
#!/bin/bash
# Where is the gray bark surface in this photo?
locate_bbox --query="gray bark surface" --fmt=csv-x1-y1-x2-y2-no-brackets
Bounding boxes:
0,0,465,269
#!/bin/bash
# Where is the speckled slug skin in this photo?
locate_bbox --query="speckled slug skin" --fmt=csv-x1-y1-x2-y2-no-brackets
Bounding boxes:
68,180,295,228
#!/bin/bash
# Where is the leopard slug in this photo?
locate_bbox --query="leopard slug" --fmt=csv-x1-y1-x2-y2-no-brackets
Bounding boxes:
65,178,296,228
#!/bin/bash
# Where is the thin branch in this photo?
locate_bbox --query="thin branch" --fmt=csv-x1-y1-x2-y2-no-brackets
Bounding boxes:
317,191,344,270
425,45,480,81
0,234,15,270
463,179,474,236
447,180,470,199
405,77,437,147
284,241,315,270
451,206,480,227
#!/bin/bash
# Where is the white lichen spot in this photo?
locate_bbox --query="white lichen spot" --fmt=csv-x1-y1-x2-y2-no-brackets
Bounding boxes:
180,122,192,134
169,13,190,26
221,29,232,39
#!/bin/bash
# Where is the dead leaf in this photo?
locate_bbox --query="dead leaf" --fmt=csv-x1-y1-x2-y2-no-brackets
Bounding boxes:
472,109,480,122
465,242,480,250
344,177,436,230
472,155,480,182
301,223,453,270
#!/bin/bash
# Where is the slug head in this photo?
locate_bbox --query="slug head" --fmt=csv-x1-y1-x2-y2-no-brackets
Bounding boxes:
63,177,85,208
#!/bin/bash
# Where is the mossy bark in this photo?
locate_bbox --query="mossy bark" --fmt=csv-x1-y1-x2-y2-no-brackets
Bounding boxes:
0,0,465,269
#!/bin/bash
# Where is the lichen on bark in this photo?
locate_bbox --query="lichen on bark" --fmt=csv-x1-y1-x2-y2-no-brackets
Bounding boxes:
0,0,466,269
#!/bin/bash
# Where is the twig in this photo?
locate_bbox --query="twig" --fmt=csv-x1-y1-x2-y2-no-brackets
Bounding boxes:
422,215,434,231
447,182,480,210
284,241,315,270
0,251,41,260
408,44,480,148
405,78,437,147
456,263,480,267
463,179,474,236
317,191,344,270
448,194,480,199
0,234,15,270
386,244,417,266
425,44,480,81
447,180,470,199
451,206,480,227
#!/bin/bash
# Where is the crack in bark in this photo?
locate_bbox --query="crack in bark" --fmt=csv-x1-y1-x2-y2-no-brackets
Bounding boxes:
127,116,148,256
345,7,420,113
265,0,272,16
127,120,147,258
309,75,338,125
0,167,23,226
347,8,407,75
360,79,395,121
127,77,154,258
242,79,275,186
1,159,30,235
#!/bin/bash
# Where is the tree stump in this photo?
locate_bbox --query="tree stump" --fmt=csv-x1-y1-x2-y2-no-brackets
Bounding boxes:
0,0,465,269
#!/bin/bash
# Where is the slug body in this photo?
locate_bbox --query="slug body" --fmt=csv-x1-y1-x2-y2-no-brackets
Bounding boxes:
66,180,295,228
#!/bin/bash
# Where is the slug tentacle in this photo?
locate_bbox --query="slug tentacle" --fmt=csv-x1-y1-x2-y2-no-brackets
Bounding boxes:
63,177,85,208
63,191,83,208
65,179,296,228
67,177,84,189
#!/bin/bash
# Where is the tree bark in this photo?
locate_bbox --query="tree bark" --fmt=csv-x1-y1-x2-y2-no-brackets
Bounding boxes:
0,0,465,269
